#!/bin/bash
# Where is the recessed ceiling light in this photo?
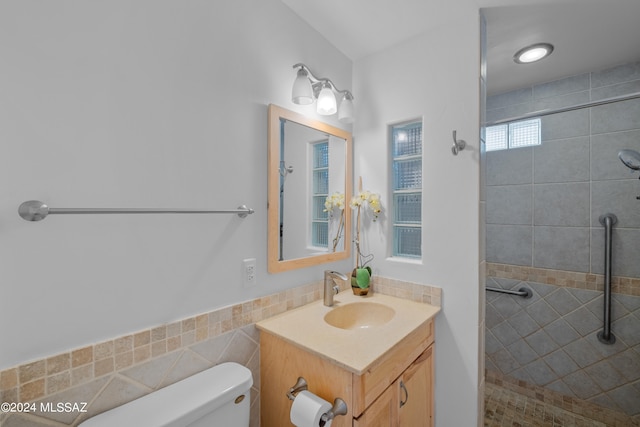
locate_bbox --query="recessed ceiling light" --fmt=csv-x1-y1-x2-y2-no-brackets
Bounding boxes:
513,43,554,64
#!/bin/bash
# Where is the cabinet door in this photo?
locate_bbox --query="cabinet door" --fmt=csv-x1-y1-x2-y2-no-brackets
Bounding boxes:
353,383,397,427
398,346,433,427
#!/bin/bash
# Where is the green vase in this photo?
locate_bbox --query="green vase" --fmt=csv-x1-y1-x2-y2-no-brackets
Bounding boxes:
351,267,371,295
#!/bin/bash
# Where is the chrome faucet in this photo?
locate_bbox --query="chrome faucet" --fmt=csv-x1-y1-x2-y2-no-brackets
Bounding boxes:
324,270,348,307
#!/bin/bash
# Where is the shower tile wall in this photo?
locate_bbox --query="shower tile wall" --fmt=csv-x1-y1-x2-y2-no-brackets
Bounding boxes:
485,277,640,417
485,61,640,420
486,61,640,278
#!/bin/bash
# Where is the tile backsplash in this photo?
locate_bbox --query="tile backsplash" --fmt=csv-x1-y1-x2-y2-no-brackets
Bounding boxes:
488,262,640,296
0,277,440,427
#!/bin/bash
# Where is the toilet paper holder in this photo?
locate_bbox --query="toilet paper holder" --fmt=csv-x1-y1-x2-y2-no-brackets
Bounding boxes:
287,376,348,424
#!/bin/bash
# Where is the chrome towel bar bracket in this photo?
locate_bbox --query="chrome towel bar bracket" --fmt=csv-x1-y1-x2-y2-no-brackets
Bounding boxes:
18,200,254,221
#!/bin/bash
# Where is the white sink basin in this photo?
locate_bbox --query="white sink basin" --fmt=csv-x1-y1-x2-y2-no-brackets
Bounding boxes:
324,302,395,330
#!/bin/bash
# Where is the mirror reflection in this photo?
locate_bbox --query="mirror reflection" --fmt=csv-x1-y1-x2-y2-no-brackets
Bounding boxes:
268,104,352,273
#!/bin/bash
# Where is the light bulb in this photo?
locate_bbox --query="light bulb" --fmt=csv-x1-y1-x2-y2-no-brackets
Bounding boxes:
316,83,337,115
292,68,314,105
514,43,554,64
338,94,354,123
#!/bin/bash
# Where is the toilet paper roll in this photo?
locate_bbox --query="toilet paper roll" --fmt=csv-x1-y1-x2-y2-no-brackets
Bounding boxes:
290,390,333,427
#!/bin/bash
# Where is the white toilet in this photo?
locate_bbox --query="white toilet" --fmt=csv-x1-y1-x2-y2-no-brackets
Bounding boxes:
79,362,253,427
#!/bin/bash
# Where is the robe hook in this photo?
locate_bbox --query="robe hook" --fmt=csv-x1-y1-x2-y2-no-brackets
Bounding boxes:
452,130,466,155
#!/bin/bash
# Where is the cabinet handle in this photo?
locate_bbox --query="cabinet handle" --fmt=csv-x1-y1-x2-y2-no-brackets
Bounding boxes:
399,380,408,408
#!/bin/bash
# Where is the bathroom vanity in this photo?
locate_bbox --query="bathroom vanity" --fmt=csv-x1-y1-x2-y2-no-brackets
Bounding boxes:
257,292,439,426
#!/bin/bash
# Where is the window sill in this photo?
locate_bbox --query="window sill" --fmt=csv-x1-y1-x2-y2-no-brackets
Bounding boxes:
385,256,422,265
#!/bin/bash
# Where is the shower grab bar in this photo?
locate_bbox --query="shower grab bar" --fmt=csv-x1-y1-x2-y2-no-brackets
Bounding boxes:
598,213,617,345
18,200,254,222
486,286,532,298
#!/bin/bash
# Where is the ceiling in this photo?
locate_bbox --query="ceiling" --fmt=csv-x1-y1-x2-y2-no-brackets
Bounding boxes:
281,0,640,95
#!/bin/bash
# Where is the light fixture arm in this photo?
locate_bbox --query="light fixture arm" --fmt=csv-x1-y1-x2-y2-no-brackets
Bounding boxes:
293,63,354,100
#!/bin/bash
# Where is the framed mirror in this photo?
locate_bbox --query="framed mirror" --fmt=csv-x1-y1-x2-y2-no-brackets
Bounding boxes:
268,104,352,273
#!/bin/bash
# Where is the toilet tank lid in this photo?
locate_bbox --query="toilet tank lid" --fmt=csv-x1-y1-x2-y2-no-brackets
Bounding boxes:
79,362,253,427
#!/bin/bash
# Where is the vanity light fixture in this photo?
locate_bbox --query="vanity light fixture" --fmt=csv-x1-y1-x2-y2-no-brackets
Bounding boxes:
291,63,355,123
513,43,554,64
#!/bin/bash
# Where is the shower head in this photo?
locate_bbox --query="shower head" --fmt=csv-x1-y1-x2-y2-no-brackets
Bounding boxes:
618,149,640,171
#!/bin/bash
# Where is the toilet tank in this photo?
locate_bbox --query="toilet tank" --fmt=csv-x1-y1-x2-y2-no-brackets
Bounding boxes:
80,362,253,427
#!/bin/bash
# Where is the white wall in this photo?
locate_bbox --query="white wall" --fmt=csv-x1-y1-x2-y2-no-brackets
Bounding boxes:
0,0,353,370
1,2,485,425
353,8,481,427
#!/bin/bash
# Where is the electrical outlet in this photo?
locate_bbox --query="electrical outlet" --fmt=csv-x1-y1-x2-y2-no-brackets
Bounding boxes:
242,258,257,287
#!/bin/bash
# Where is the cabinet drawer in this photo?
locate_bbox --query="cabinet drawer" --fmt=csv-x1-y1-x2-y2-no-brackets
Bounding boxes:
353,381,397,427
351,319,433,416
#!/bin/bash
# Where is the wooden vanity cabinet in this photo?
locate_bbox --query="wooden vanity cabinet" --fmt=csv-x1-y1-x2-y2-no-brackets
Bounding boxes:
260,319,434,427
353,382,396,427
354,345,433,427
397,345,433,426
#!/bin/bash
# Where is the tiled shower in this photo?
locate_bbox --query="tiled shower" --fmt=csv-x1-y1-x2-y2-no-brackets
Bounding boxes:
484,61,640,421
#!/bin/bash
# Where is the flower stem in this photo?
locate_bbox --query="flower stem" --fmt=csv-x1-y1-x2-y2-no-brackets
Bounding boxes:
332,211,344,252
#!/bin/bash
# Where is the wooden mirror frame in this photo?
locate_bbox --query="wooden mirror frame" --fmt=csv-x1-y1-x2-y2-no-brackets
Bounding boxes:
267,104,352,273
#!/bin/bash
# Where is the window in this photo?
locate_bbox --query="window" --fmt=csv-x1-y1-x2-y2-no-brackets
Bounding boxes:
311,141,329,247
390,121,422,258
485,118,541,152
